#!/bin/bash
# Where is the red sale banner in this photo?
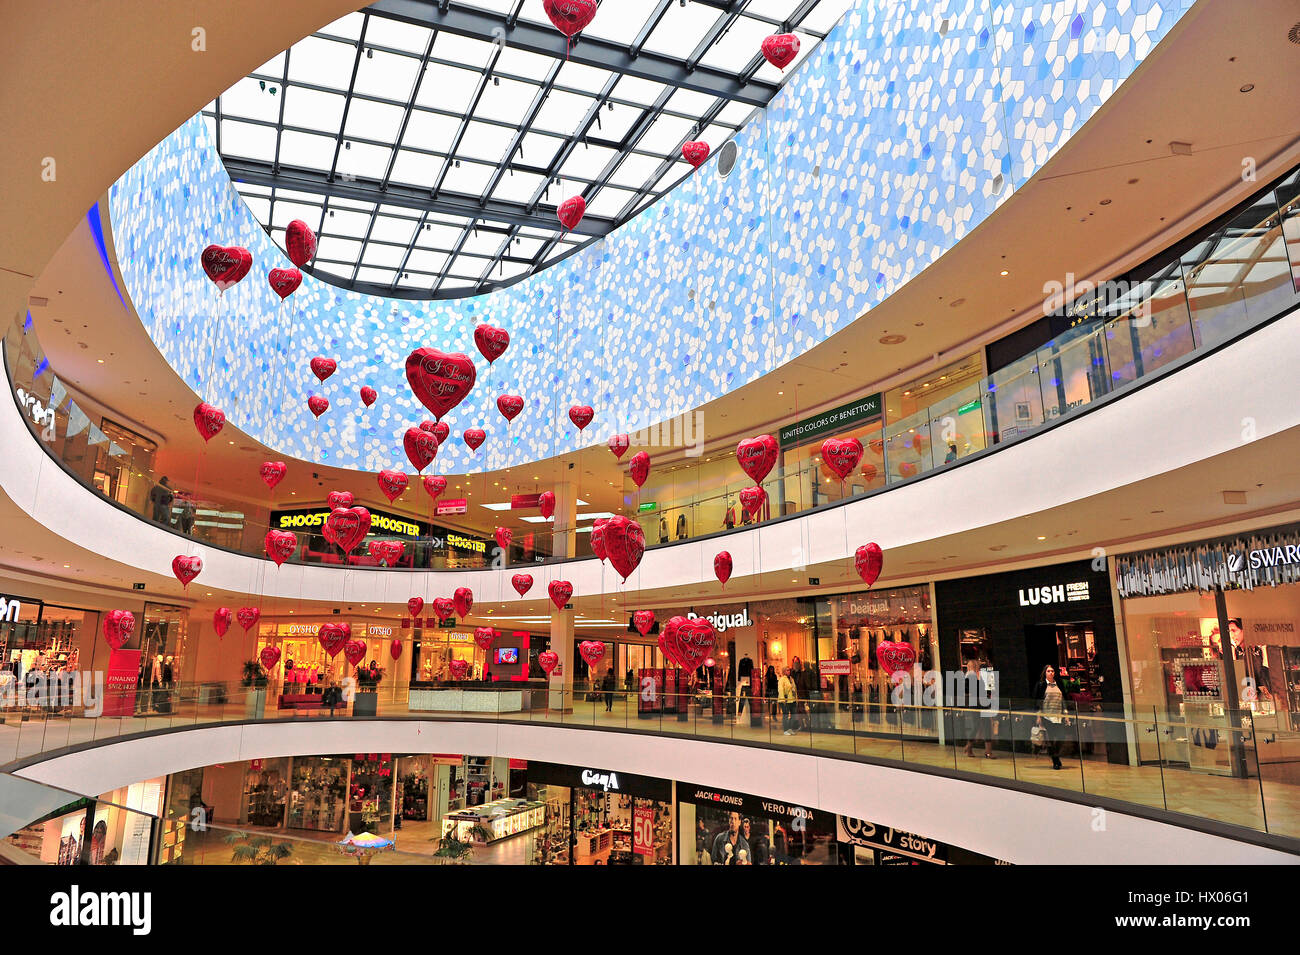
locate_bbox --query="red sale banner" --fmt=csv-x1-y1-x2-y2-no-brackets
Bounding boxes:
102,649,141,717
633,803,654,856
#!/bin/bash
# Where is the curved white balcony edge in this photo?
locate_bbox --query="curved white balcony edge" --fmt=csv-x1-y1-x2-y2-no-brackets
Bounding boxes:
13,719,1293,865
3,308,1299,603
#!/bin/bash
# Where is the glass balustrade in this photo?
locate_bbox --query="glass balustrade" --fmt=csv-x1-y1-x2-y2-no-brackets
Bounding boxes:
5,685,1297,842
6,170,1300,571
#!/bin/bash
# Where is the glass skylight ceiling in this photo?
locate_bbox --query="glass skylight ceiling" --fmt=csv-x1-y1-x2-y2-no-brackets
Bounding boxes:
202,0,851,299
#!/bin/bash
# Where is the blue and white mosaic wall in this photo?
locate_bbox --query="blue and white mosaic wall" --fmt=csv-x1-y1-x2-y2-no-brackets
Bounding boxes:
110,0,1192,474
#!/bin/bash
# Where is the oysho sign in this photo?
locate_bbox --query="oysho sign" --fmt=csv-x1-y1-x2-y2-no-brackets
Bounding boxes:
687,608,751,633
1018,581,1089,606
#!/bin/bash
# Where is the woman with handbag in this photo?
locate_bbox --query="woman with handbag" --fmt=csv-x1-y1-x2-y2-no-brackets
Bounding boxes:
1033,664,1068,770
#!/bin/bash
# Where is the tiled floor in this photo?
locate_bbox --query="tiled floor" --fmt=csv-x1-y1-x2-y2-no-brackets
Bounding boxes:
4,695,1297,841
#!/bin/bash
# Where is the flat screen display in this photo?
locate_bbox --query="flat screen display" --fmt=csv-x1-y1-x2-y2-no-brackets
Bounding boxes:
495,648,519,665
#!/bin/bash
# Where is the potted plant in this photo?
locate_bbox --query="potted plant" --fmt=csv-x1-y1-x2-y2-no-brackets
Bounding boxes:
226,831,293,865
352,662,384,717
240,659,268,719
432,823,490,864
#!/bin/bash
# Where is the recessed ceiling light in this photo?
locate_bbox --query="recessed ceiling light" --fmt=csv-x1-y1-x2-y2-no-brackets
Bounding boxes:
948,298,965,307
96,359,104,364
1240,83,1254,93
1037,536,1046,541
999,269,1009,276
879,334,906,345
1099,198,1112,206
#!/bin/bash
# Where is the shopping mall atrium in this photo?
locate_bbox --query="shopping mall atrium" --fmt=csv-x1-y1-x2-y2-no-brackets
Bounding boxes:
2,0,1300,891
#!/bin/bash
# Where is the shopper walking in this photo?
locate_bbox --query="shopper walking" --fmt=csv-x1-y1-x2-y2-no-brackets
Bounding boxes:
778,667,797,735
764,665,779,722
148,475,174,524
602,667,616,712
1034,664,1068,770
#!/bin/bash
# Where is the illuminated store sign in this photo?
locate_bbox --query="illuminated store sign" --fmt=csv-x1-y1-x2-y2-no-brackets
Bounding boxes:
270,506,423,539
0,597,22,622
1017,582,1089,606
686,607,752,634
580,769,620,792
779,393,882,447
447,532,486,553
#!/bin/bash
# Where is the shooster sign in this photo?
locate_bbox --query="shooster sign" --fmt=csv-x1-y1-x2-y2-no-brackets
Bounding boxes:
271,506,424,539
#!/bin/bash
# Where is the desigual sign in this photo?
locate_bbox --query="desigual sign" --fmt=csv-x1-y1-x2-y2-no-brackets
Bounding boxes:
687,607,752,633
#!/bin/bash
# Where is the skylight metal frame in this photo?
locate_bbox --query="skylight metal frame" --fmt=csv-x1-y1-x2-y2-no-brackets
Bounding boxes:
204,0,843,299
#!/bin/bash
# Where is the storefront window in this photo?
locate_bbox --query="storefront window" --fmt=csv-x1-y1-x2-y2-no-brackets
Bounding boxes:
414,627,486,682
679,785,835,865
287,757,347,832
93,418,157,514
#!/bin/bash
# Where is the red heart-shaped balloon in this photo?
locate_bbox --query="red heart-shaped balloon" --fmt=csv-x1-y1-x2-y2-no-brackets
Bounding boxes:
474,627,497,651
449,659,470,680
676,618,717,668
659,615,690,668
869,437,885,456
463,428,486,452
602,516,645,582
367,540,387,560
213,607,232,639
318,623,349,657
591,519,608,563
542,0,597,37
495,527,512,550
264,529,297,567
739,485,767,518
682,141,710,167
538,650,559,675
102,610,134,651
382,540,405,565
408,597,424,617
579,640,606,668
344,639,367,666
405,348,477,420
260,461,287,490
538,491,555,520
876,641,916,676
855,542,883,587
324,507,371,554
899,462,917,478
237,606,261,632
608,434,630,459
430,421,450,444
633,610,656,637
511,573,534,597
403,427,438,472
268,267,302,300
629,451,650,488
193,402,225,442
548,579,573,610
760,32,800,70
285,219,317,268
308,395,329,418
496,394,524,422
453,587,474,619
310,357,337,382
432,597,455,621
391,639,403,660
736,435,778,483
861,462,878,482
557,195,586,231
568,405,594,431
360,386,377,407
423,475,447,501
377,469,408,502
821,437,864,481
260,645,281,671
200,245,252,291
327,490,354,510
474,324,511,364
172,555,202,587
714,551,732,586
